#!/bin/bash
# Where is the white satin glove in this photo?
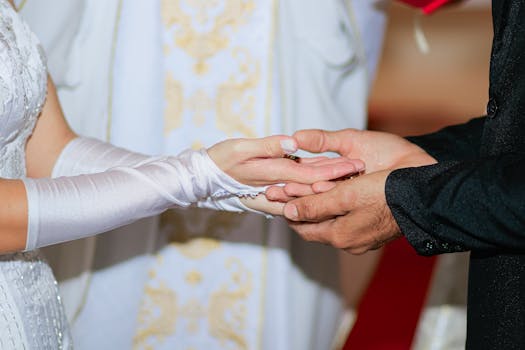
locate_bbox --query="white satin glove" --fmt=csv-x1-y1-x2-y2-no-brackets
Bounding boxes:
24,137,265,250
51,137,257,212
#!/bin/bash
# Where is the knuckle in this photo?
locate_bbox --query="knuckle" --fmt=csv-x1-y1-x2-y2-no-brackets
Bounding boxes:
351,247,368,255
263,140,276,157
301,202,317,220
265,187,279,201
317,130,329,152
283,184,296,196
292,225,319,243
302,234,316,243
332,237,347,250
232,138,247,156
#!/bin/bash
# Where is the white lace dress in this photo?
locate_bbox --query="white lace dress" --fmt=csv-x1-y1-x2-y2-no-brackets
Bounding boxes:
0,1,72,348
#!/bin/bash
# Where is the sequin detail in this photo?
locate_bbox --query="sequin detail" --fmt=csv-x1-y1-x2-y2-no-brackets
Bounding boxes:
0,1,72,348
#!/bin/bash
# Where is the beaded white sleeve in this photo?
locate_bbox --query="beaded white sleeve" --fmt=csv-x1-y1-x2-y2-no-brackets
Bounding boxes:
23,137,266,250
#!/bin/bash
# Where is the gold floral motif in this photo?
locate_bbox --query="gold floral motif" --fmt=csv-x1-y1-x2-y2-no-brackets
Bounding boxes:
187,89,213,127
164,72,184,134
185,270,203,285
164,47,260,137
191,140,204,150
162,0,255,73
208,258,252,349
133,282,178,349
179,298,206,334
160,209,246,259
170,237,221,260
149,0,274,347
134,258,252,349
216,48,259,137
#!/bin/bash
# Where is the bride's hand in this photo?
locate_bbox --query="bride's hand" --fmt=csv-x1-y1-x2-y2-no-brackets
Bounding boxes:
240,195,285,216
207,135,365,187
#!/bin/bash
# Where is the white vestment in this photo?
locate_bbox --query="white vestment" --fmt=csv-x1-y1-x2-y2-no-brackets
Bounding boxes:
20,1,465,349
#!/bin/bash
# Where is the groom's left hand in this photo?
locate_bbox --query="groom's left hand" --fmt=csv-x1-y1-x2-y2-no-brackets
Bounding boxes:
283,170,402,254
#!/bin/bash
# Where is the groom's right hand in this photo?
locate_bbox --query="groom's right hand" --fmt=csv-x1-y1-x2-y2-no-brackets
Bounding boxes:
269,128,437,253
293,129,435,172
266,129,436,201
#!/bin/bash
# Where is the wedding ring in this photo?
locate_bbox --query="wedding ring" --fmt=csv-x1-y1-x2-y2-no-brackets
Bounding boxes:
333,170,364,182
283,154,300,163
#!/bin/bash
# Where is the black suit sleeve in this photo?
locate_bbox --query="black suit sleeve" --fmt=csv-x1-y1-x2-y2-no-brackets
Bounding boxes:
386,154,525,255
406,116,486,162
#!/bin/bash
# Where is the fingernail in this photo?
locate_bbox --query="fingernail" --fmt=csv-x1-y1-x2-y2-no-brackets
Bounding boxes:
284,204,298,220
280,139,297,154
355,161,366,173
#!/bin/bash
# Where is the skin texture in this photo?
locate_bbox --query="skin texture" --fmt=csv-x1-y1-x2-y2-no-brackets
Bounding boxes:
0,77,362,253
268,129,437,254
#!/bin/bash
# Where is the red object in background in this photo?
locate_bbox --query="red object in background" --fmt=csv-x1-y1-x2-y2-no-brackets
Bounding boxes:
343,238,437,350
396,0,452,14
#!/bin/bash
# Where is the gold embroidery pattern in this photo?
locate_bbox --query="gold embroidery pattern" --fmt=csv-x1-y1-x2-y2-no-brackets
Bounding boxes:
161,0,255,74
185,270,203,285
171,237,221,260
216,48,259,137
191,140,204,150
134,256,252,350
162,0,262,138
187,89,213,127
208,258,252,349
164,72,184,134
161,208,244,259
134,282,178,349
179,299,206,334
136,0,276,348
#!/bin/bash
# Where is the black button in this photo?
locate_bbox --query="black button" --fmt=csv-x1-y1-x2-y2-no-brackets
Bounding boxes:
487,97,498,118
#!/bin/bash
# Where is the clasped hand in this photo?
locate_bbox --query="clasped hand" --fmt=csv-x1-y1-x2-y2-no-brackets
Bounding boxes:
207,134,365,213
263,129,438,255
208,130,437,254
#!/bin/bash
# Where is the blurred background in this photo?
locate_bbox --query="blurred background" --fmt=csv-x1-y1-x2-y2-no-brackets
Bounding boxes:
369,0,492,135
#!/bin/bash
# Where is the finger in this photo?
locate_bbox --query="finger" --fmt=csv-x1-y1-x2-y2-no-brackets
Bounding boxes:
283,187,351,222
265,186,295,202
237,135,297,159
293,129,358,154
243,157,363,186
283,183,315,197
313,158,365,174
312,181,336,193
289,215,369,252
278,158,363,184
241,195,285,216
303,157,364,170
295,159,364,183
296,156,330,164
287,219,335,245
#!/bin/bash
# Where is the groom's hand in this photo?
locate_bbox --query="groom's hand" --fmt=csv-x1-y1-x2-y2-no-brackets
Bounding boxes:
266,129,436,202
283,170,402,254
272,128,432,252
293,129,436,172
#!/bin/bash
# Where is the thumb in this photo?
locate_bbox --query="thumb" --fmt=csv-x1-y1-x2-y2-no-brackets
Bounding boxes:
284,190,347,222
294,129,357,155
